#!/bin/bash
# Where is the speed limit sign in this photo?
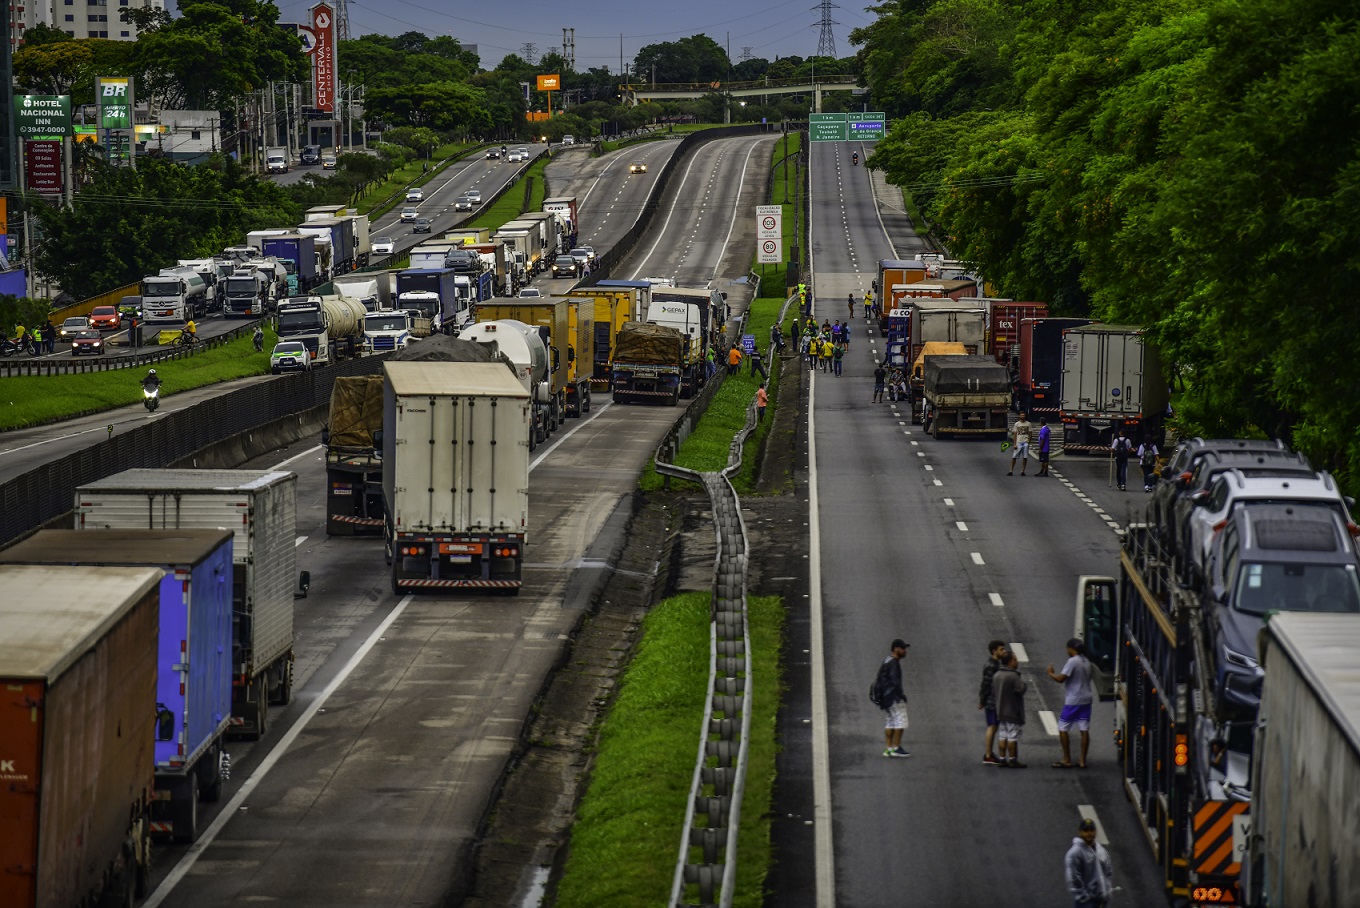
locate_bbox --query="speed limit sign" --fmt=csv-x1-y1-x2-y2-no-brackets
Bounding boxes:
757,204,782,240
759,237,782,264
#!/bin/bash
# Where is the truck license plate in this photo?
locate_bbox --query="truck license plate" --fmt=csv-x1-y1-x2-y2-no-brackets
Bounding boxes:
444,555,472,563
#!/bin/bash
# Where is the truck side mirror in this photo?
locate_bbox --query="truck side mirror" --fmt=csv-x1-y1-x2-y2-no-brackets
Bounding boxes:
321,425,331,446
294,570,310,599
373,429,383,448
156,704,175,741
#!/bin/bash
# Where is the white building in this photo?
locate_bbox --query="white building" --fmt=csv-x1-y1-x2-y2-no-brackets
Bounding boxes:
8,0,166,50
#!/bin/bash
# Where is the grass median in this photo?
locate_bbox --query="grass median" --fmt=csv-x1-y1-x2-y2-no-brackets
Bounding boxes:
0,328,276,431
553,591,784,908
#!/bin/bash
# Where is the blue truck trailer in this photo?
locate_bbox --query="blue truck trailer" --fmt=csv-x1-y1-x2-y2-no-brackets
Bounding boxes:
397,267,468,333
0,528,236,844
262,233,319,293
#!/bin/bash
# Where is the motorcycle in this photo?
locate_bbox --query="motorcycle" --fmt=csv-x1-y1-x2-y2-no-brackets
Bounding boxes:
1,336,32,357
852,153,859,166
142,385,160,412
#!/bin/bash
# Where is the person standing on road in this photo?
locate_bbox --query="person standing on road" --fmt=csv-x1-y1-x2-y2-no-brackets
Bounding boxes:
727,344,742,376
790,319,800,351
756,382,768,422
979,640,1008,766
832,341,844,377
1065,818,1114,908
1047,638,1095,768
841,321,850,352
993,650,1027,768
1036,417,1052,477
1008,413,1032,476
876,639,911,757
1111,430,1133,491
42,322,55,353
749,346,767,379
770,322,784,355
873,364,886,402
1138,436,1160,492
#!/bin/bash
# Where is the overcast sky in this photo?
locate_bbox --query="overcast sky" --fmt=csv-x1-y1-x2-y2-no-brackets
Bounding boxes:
274,0,876,72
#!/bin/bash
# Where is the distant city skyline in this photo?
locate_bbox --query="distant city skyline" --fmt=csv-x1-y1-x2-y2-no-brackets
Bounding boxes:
274,0,874,71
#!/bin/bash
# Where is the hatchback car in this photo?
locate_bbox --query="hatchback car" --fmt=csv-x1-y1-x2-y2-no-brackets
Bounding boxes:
453,195,474,211
88,305,122,331
70,328,106,355
629,161,647,174
59,316,90,340
413,218,432,234
270,341,312,374
1204,504,1360,711
465,189,482,204
517,288,543,298
372,237,395,255
551,254,580,278
406,187,424,202
400,207,419,223
322,154,337,169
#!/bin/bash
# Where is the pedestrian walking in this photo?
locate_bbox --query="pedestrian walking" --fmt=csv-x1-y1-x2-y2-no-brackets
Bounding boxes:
1111,430,1133,491
832,342,844,376
831,320,843,344
801,334,814,369
873,364,886,402
979,640,1008,766
770,322,785,354
992,650,1027,768
872,639,911,757
1008,413,1032,476
841,321,850,351
1065,818,1114,908
1047,638,1095,768
847,292,855,321
819,337,832,373
749,347,767,379
756,383,768,422
1137,436,1160,492
1036,417,1052,476
706,347,716,379
727,345,742,376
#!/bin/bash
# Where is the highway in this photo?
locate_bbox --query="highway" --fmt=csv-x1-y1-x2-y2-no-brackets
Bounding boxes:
759,140,1168,907
138,131,777,907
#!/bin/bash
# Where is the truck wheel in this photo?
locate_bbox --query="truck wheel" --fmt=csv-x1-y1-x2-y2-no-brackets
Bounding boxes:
250,675,269,741
269,658,293,706
583,389,591,413
669,388,680,406
528,427,537,452
391,561,404,596
200,744,224,802
172,777,199,844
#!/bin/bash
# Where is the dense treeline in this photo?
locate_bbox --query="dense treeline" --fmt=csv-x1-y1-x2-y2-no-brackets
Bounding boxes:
854,0,1360,490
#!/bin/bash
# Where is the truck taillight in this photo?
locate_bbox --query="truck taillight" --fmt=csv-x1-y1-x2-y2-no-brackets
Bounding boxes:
494,546,518,557
1174,734,1189,771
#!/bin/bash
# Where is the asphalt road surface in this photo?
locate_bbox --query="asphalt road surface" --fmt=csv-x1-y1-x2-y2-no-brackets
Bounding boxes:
138,132,778,908
770,140,1168,908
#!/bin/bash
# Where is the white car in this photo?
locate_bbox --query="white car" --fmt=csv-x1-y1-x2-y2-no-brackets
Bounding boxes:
562,135,575,145
406,188,424,202
372,237,395,255
400,207,419,223
1185,469,1354,582
517,288,543,298
465,189,482,204
509,147,528,162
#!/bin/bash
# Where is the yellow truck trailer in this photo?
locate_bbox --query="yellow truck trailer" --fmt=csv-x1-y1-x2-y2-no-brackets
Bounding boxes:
476,298,592,418
567,286,642,389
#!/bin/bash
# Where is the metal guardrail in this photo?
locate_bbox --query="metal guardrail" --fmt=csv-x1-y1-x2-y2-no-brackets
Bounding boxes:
0,318,262,379
658,291,798,908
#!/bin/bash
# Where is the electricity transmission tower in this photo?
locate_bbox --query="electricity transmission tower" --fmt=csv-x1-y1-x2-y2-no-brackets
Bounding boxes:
520,43,538,65
813,0,839,58
334,0,350,41
739,46,753,62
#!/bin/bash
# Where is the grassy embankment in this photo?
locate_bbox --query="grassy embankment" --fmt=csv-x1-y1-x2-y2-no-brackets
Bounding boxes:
552,593,784,908
0,328,278,432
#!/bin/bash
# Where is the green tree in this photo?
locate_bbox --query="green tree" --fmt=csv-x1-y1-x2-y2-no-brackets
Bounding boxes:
633,35,730,84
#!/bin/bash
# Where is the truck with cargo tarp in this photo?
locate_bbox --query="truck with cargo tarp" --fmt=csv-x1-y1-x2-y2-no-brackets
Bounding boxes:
74,469,299,740
920,354,1012,438
1059,323,1167,452
0,529,235,844
612,321,685,405
0,564,162,908
383,361,531,593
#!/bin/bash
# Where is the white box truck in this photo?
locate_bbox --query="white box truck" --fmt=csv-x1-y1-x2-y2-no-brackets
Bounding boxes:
1058,324,1167,453
383,361,531,594
74,469,299,739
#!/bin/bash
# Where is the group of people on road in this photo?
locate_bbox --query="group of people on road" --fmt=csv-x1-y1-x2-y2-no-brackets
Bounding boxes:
1006,413,1053,477
6,322,57,355
870,635,1113,906
798,316,850,376
1110,428,1160,491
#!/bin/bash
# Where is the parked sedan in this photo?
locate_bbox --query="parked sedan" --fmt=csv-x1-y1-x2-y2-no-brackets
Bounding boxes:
372,236,395,255
88,305,122,331
270,341,312,374
59,316,90,340
400,207,419,223
70,328,106,355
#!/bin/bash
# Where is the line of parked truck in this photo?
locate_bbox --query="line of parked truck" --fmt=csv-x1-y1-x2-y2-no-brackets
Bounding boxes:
0,468,306,906
874,256,1167,449
1072,435,1360,908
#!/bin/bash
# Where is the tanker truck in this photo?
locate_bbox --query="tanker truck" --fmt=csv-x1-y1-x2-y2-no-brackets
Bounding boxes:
458,318,554,449
275,295,367,366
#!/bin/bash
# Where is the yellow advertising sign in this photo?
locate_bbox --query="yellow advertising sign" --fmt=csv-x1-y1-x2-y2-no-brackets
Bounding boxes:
536,74,561,91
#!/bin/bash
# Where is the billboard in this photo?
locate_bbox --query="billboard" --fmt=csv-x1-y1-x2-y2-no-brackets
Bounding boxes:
13,95,72,138
25,140,62,193
536,74,560,91
311,3,336,113
96,77,133,129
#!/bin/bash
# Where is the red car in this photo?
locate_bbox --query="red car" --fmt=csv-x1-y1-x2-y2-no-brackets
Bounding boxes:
88,305,122,331
70,328,106,355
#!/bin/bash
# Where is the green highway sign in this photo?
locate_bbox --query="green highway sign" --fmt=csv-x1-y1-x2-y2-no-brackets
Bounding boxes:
849,113,887,141
810,112,847,142
14,95,72,138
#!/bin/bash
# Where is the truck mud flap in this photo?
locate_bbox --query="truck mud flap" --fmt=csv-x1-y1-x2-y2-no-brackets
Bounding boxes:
397,578,522,592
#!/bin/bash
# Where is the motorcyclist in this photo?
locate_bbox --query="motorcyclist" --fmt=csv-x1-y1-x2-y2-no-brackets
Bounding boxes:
253,324,265,352
142,368,162,392
852,152,859,165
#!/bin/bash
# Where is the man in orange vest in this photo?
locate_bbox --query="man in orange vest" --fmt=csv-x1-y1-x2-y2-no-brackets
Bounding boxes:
727,344,742,375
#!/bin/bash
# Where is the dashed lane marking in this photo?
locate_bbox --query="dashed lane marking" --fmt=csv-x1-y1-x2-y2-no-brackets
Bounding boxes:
1010,642,1029,662
989,592,1004,606
971,552,985,565
1039,710,1060,736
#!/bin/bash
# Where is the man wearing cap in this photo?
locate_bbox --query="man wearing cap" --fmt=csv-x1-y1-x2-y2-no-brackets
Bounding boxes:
878,639,911,758
1065,817,1114,907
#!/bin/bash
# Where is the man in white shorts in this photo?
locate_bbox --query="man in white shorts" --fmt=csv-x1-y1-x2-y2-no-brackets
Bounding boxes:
1048,638,1096,768
876,639,911,758
993,650,1027,768
1008,413,1032,476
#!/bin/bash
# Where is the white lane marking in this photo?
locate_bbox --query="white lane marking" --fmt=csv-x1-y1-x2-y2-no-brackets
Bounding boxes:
924,465,934,471
294,535,307,548
910,441,919,446
989,593,1004,607
0,423,109,457
143,593,417,907
933,479,943,486
956,521,969,532
530,401,613,470
943,498,954,506
1077,805,1110,845
709,140,765,283
971,552,985,565
807,370,835,907
1010,642,1030,662
630,142,717,279
272,444,322,470
917,452,926,458
1039,710,1060,736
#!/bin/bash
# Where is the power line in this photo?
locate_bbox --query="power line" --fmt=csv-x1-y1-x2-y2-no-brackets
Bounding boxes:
813,0,839,58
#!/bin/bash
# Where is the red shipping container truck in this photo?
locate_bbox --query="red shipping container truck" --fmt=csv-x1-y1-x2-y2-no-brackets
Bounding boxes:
989,302,1049,365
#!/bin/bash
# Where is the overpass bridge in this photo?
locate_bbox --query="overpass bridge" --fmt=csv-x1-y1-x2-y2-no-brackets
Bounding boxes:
620,75,859,110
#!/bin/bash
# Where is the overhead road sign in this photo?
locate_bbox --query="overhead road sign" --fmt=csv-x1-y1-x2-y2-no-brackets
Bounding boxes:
810,112,847,142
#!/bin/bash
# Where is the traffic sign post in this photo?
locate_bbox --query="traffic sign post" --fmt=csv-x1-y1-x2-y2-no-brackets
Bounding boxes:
850,112,887,141
809,112,848,142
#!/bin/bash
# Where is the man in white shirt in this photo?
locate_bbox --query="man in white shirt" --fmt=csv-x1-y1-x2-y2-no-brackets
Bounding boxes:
1047,638,1095,768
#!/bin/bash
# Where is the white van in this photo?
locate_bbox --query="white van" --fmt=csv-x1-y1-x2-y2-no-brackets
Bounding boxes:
266,149,288,174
